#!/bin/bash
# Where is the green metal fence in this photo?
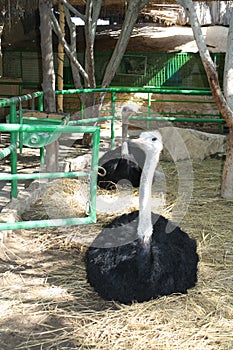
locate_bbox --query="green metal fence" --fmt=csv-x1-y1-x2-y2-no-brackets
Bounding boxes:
0,91,100,231
2,50,225,90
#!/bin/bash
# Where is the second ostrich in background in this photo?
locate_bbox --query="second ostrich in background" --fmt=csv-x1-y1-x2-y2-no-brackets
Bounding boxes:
86,131,199,304
97,104,143,190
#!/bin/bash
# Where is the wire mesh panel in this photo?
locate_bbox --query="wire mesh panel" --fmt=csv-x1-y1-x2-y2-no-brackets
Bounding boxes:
3,51,22,78
22,51,42,84
2,49,225,89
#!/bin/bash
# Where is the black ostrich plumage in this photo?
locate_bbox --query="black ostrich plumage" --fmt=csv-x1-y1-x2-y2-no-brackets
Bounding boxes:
97,157,142,190
85,211,199,304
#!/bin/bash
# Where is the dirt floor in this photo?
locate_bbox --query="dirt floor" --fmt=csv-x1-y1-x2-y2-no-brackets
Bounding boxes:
5,22,226,54
4,23,197,53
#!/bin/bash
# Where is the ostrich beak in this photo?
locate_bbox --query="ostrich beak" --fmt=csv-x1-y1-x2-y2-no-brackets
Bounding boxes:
131,134,163,152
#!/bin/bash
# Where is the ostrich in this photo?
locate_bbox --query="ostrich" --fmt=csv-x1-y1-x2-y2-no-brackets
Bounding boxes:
97,104,143,190
85,130,199,304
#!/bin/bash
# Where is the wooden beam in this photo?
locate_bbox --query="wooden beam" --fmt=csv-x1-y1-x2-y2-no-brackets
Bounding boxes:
57,0,65,112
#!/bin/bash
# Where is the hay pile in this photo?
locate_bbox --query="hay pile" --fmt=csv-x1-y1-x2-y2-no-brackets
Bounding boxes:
22,178,90,220
0,158,232,349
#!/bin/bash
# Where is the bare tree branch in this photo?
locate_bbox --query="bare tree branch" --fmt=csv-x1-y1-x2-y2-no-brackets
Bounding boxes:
62,0,86,22
50,9,90,85
64,5,83,90
84,0,102,88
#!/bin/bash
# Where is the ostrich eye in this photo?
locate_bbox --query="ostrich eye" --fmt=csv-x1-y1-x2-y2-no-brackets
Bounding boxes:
152,137,157,141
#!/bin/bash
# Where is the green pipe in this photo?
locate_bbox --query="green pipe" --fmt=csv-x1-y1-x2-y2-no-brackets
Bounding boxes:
89,128,100,223
149,111,224,117
0,91,44,108
0,171,88,181
38,94,44,111
0,124,100,133
0,144,17,160
151,99,216,104
0,216,96,231
81,103,84,119
40,147,45,166
111,92,116,149
9,104,18,199
55,87,212,96
128,116,225,123
69,116,113,125
18,101,23,153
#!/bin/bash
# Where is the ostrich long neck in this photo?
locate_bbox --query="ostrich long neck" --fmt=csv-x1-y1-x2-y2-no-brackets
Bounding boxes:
137,149,160,243
121,122,129,157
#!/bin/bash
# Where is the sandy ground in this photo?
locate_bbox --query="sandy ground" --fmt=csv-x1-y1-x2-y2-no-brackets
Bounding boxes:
5,23,227,53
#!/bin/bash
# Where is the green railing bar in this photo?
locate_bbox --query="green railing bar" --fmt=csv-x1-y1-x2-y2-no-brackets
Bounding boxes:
38,94,44,111
0,91,44,108
111,92,116,149
40,147,45,166
0,144,17,160
89,128,100,222
9,104,18,198
0,124,100,133
55,87,213,96
0,216,96,231
0,171,88,181
151,99,217,104
68,116,113,125
128,116,225,123
148,111,223,118
19,98,23,153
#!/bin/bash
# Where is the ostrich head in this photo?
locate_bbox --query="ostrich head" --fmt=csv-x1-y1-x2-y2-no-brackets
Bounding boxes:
132,130,163,155
121,104,139,125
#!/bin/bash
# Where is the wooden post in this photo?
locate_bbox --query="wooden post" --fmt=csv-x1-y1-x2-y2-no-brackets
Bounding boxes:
0,24,4,77
57,0,65,112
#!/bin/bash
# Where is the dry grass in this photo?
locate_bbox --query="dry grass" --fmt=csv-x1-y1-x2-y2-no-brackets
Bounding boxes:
0,158,232,349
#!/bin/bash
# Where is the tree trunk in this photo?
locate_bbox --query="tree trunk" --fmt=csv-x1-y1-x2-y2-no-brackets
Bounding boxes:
221,8,233,197
39,0,58,173
221,127,233,197
178,0,233,198
57,0,65,112
0,7,6,78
